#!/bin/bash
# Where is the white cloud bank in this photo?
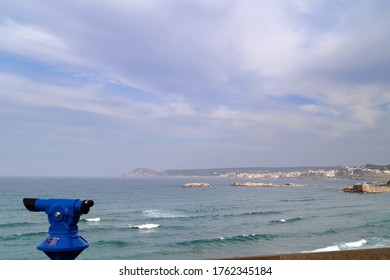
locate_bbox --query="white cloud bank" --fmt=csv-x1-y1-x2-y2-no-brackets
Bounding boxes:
0,0,389,175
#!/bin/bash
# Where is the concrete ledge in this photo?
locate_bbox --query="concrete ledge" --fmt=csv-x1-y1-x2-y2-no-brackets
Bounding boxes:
220,247,390,260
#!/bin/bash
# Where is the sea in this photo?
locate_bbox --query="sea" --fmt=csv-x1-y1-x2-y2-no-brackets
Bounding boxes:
1,176,390,260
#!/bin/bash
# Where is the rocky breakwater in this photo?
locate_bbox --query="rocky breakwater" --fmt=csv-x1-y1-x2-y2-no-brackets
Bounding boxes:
231,182,304,187
343,183,390,194
182,183,213,188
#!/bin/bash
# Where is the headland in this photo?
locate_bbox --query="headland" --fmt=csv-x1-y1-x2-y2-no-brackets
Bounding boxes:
124,164,390,181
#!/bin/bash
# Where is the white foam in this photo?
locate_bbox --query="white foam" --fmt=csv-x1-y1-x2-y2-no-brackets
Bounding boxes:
129,223,160,229
276,217,303,223
308,245,341,253
344,239,367,248
306,239,368,253
143,209,186,218
86,217,101,222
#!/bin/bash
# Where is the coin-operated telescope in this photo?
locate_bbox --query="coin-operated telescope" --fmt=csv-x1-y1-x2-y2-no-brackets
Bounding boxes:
23,198,94,260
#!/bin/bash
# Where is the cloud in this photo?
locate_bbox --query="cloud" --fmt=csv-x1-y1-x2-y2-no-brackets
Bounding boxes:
0,18,83,66
0,72,197,125
1,0,390,174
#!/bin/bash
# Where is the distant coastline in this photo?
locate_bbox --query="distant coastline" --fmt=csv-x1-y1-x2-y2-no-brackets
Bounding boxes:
124,164,390,181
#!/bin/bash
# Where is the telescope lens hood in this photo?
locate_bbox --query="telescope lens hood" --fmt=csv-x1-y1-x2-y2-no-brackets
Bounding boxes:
23,198,38,212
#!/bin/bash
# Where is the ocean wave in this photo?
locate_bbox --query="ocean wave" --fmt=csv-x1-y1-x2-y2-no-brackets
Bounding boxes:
0,222,36,228
279,198,318,203
93,239,129,248
82,225,130,234
305,239,368,253
84,222,164,233
176,233,281,248
316,204,372,211
315,228,340,236
84,217,101,222
0,230,47,241
182,210,283,221
128,223,160,229
343,239,368,248
142,209,282,221
143,209,188,219
225,210,283,218
367,235,390,248
270,217,304,224
364,218,390,229
307,245,341,253
16,231,48,237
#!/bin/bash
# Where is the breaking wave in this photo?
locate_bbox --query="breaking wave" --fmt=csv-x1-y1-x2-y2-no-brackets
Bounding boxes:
85,217,101,222
128,223,160,230
141,209,282,221
305,239,368,253
270,217,304,224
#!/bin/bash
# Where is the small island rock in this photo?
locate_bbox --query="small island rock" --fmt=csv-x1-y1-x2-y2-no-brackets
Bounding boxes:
231,182,305,187
343,183,390,193
182,183,213,188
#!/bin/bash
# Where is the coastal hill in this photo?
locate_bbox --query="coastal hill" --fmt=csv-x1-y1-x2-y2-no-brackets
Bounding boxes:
124,164,390,180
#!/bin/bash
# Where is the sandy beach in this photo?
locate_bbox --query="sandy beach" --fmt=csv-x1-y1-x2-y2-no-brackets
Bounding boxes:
222,247,390,260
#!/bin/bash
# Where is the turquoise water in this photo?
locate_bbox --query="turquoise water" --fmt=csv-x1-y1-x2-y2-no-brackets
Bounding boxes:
1,177,390,259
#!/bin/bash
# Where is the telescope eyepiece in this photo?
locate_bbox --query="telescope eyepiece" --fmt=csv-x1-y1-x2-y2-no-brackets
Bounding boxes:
23,198,38,212
80,200,94,214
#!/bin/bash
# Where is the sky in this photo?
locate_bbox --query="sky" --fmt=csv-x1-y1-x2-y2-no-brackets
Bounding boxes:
0,0,390,176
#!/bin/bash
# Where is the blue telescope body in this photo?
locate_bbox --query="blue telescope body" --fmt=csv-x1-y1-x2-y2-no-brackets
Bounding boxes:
23,198,94,260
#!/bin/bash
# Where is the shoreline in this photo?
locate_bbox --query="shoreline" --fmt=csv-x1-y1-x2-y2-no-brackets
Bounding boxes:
219,247,390,260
